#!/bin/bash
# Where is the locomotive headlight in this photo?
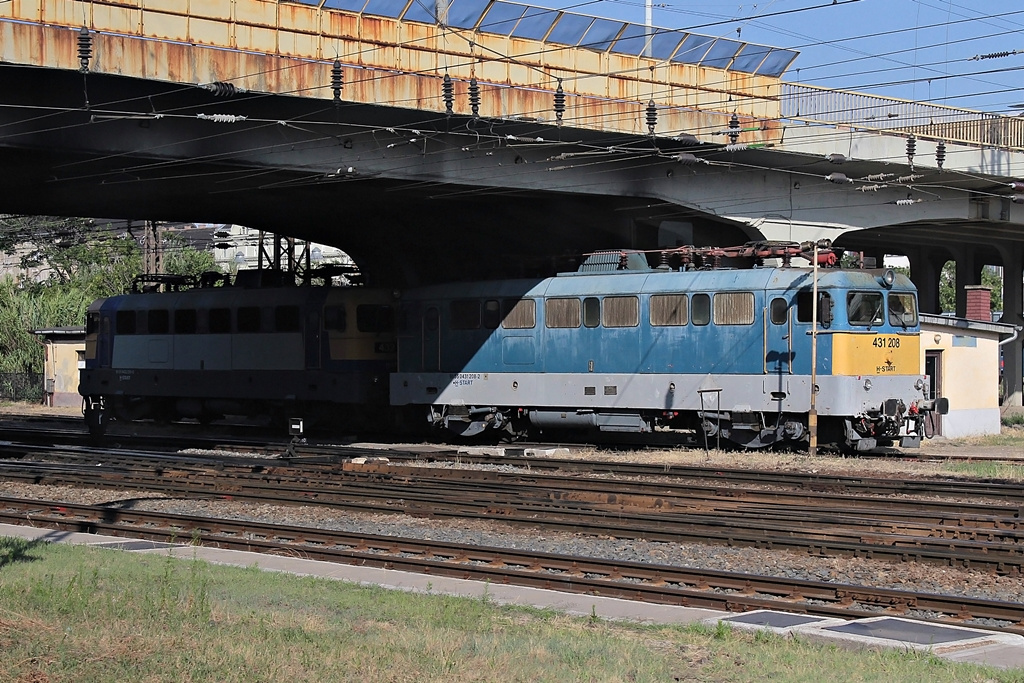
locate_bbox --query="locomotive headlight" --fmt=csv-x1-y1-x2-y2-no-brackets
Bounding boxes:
863,379,873,391
879,269,896,288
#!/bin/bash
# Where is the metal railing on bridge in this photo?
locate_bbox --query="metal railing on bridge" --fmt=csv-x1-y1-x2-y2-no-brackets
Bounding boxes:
780,83,1024,151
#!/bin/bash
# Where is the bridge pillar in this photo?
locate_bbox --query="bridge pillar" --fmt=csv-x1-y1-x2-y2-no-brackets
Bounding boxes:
997,244,1023,407
954,247,983,318
907,246,945,315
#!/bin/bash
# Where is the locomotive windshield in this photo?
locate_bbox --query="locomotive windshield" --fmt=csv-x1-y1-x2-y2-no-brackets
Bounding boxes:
888,292,918,328
846,291,884,326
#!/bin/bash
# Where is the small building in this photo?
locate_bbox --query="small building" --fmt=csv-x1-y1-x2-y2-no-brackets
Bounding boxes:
32,326,86,408
919,310,1018,438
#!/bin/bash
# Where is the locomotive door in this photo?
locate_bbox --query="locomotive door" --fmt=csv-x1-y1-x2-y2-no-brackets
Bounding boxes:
305,310,321,369
764,295,793,379
422,307,440,372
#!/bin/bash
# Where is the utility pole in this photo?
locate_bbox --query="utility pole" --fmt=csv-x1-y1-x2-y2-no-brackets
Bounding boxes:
143,220,162,275
809,241,819,456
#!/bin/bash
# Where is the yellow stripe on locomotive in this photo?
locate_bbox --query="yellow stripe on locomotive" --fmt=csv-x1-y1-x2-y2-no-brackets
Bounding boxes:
831,332,921,376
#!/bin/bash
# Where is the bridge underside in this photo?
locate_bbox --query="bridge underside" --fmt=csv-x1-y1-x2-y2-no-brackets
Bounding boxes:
1,64,761,285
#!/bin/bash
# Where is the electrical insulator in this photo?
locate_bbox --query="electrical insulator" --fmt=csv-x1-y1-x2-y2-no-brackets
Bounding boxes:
826,172,852,185
78,26,92,73
468,77,480,118
906,135,916,169
1008,181,1024,192
673,152,704,165
826,153,846,164
1012,195,1024,204
646,100,657,135
331,60,344,104
554,79,565,124
442,73,454,116
935,140,946,171
728,113,740,144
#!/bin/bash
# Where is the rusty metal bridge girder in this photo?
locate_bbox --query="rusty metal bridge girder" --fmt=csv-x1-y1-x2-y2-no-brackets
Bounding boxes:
0,0,781,143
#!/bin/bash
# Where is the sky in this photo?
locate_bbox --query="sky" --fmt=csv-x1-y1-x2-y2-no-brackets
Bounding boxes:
522,0,1024,115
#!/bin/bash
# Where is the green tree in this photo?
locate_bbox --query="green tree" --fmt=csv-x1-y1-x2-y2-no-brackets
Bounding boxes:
938,261,1003,314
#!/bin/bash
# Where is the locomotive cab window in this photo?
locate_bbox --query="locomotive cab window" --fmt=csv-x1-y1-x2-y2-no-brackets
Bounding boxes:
323,305,346,332
502,299,536,329
846,291,884,326
147,310,169,335
650,294,688,326
450,300,481,330
713,292,755,325
691,293,711,326
796,291,833,326
546,298,581,328
115,310,136,335
583,297,600,328
769,298,788,325
604,296,639,327
174,309,197,334
888,292,918,328
237,306,262,333
209,308,231,334
86,312,99,335
357,305,395,334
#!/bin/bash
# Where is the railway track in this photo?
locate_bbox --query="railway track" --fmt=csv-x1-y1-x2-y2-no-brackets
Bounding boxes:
3,495,1022,635
1,443,1023,573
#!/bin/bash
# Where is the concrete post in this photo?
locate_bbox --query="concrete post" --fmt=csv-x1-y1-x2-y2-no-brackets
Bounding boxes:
954,247,982,318
908,247,944,314
999,245,1023,407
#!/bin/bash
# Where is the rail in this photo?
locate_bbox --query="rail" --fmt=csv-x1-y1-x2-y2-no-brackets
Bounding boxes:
780,82,1024,151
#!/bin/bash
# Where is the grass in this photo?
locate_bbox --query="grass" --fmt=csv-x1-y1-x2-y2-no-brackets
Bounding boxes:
0,537,1021,682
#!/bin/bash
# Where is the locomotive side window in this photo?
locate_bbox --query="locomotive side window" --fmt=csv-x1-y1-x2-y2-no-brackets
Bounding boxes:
274,305,301,332
796,291,833,325
237,306,261,333
482,300,501,330
357,305,395,333
501,299,536,329
846,291,884,326
713,292,755,325
546,298,581,328
769,298,788,325
323,305,346,332
650,294,688,326
86,312,99,335
888,292,918,328
115,310,136,335
583,297,600,328
148,309,169,335
450,300,481,330
175,309,197,334
691,294,711,326
604,296,639,327
209,308,231,334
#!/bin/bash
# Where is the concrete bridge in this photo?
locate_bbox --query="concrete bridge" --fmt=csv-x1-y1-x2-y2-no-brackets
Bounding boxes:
1,0,1022,402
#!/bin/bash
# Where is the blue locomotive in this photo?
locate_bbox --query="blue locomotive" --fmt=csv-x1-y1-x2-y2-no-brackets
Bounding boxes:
390,244,945,451
79,270,398,436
